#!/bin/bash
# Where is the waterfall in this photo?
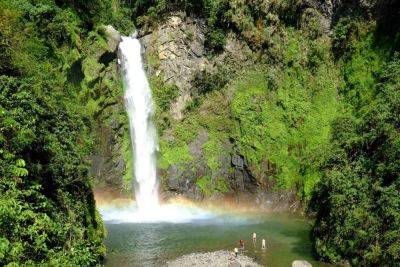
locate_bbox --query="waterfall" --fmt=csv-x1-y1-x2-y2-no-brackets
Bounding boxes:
99,34,211,223
119,35,159,210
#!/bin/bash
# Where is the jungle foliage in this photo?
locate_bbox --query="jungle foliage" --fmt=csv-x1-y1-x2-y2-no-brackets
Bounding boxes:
0,0,133,265
309,22,400,266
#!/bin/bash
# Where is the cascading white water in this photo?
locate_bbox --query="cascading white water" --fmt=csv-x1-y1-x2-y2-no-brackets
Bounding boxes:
119,35,159,210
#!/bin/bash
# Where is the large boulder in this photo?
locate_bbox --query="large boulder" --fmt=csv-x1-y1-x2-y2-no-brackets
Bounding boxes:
102,25,122,52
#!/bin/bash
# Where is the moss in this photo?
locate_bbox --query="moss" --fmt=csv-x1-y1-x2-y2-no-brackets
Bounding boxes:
145,31,160,69
172,117,200,144
196,176,229,196
147,52,160,69
158,141,192,170
150,75,179,112
184,28,194,41
202,136,223,172
82,57,103,84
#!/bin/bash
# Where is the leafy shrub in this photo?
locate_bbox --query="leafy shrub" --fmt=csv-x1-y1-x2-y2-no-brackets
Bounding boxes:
205,28,226,51
150,75,179,112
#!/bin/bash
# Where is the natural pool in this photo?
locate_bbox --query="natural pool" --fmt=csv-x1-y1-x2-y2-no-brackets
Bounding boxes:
101,205,328,267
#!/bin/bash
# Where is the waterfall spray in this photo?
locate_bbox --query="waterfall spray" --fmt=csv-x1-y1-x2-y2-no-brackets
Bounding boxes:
119,35,159,210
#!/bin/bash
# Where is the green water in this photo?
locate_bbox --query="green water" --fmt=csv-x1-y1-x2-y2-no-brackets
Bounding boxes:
104,212,329,267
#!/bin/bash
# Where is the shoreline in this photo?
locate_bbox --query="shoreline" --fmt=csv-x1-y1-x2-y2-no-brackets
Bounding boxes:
166,250,263,267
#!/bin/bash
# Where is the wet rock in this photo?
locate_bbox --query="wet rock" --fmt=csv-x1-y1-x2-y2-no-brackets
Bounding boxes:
167,250,262,267
231,154,258,193
256,190,300,212
189,41,204,57
167,166,183,191
208,192,225,203
102,25,122,52
231,155,244,170
292,260,312,267
189,130,209,158
165,163,198,194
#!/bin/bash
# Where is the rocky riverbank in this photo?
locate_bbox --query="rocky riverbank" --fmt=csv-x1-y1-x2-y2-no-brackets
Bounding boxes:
166,250,262,267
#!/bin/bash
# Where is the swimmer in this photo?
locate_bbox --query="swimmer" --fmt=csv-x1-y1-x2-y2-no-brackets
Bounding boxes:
252,232,257,246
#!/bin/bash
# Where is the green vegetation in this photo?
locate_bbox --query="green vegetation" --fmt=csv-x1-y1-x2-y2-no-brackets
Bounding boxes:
149,74,179,132
0,0,133,265
309,22,400,266
231,60,340,197
202,136,224,172
0,75,105,265
196,175,228,196
158,142,192,170
151,0,341,199
137,1,399,265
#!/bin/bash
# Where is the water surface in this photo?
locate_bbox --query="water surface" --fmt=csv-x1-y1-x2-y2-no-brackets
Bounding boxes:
104,212,327,267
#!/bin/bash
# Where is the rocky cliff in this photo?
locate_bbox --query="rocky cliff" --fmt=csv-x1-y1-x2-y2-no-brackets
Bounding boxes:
139,13,302,211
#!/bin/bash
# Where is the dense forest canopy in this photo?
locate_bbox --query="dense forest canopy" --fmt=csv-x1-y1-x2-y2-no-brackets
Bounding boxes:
0,0,132,264
0,0,399,266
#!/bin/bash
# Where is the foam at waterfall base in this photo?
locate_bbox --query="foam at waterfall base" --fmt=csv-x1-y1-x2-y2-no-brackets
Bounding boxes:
99,201,256,225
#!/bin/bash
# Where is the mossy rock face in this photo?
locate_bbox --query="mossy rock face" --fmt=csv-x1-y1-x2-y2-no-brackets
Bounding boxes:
78,29,129,193
196,176,228,197
138,3,342,204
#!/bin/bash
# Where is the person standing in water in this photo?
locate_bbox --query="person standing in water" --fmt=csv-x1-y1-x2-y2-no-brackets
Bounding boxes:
239,239,245,254
252,233,257,246
234,247,239,258
262,239,266,249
